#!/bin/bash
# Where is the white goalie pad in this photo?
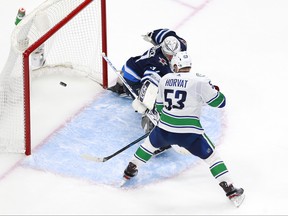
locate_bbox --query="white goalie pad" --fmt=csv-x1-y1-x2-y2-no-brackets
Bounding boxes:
131,80,158,114
138,80,158,110
132,99,147,114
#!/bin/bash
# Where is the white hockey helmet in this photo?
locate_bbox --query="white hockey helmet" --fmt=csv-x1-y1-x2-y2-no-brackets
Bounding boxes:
170,51,192,72
161,36,181,56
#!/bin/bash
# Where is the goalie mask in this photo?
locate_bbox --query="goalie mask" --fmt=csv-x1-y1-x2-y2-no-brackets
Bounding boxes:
170,51,192,73
161,36,181,58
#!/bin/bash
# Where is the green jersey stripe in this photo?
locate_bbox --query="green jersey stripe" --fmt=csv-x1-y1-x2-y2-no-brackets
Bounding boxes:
160,112,202,128
208,92,225,107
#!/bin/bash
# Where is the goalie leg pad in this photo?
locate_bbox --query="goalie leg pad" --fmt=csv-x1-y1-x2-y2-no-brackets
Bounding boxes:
132,99,147,114
138,80,158,110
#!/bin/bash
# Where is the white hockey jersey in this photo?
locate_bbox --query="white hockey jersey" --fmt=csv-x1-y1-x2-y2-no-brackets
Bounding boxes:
155,72,226,134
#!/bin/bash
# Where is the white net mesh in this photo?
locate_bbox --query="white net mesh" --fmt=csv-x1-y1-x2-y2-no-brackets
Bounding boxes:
0,0,105,153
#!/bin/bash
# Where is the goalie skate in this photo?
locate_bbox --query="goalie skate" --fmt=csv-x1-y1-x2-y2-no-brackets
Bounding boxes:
107,82,126,95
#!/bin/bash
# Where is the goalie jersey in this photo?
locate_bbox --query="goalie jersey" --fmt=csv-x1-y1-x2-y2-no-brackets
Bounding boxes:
122,29,187,92
122,45,173,87
155,72,226,134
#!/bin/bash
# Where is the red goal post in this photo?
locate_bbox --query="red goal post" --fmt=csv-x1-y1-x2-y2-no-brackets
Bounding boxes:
0,0,107,155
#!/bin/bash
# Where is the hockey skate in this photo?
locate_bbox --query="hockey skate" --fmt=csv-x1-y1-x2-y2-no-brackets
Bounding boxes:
219,181,245,207
107,82,126,95
153,145,172,156
120,162,138,187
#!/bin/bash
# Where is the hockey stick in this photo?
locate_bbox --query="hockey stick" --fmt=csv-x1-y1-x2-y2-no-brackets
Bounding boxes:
102,52,137,99
102,52,158,125
82,132,150,162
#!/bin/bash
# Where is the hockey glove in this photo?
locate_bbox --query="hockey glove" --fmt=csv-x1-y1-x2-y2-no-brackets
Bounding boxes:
214,85,220,91
142,32,157,46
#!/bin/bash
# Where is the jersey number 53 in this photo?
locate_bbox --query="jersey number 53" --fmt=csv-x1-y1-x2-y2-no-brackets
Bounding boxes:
164,89,187,110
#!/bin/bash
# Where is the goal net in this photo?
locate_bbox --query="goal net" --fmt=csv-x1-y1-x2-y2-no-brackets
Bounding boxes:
0,0,107,155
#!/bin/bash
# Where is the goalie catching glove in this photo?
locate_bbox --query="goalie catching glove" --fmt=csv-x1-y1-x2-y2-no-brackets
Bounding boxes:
141,32,157,46
132,80,158,114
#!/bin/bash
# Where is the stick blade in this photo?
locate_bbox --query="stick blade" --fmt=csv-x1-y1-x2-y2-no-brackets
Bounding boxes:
81,154,104,162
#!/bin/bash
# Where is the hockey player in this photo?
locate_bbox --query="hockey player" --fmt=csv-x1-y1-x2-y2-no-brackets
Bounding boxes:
108,29,187,96
122,51,245,207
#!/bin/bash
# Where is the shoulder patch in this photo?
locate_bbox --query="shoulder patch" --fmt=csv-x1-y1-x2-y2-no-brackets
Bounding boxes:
158,57,168,66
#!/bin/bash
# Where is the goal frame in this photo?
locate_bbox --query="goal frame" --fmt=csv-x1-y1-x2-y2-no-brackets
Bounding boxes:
22,0,108,155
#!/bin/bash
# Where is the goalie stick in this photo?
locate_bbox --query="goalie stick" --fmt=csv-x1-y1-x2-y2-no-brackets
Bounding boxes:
82,132,150,162
102,53,158,126
102,52,136,98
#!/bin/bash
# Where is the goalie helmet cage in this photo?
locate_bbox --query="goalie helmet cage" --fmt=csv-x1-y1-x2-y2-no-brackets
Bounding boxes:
0,0,108,155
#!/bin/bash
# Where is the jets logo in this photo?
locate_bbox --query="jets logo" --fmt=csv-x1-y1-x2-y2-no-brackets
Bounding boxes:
158,57,168,66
